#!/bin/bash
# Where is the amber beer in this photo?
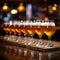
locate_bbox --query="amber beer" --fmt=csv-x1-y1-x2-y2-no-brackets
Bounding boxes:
44,21,56,39
3,22,8,32
35,26,44,38
27,25,35,37
3,23,11,34
44,26,56,38
15,25,21,35
8,24,16,35
20,25,27,36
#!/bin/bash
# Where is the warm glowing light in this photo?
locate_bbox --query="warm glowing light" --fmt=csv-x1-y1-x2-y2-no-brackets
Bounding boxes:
17,3,25,12
11,9,18,14
49,9,53,14
52,6,57,11
43,7,47,11
48,5,52,9
48,5,54,14
45,17,48,21
54,4,57,7
2,3,9,11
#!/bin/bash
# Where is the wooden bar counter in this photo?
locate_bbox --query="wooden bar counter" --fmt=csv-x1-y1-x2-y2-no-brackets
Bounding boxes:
0,35,60,52
0,35,60,60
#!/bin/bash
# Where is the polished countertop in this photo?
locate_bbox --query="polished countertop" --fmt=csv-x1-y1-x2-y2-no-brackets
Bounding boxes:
0,35,60,52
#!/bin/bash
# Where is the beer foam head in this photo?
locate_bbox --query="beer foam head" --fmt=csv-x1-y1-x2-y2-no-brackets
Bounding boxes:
48,22,55,26
41,22,55,26
39,22,49,26
8,21,55,26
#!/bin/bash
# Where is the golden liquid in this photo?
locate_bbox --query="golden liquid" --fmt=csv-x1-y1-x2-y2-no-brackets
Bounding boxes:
27,30,34,36
3,24,9,31
9,25,16,33
44,26,56,37
21,29,27,35
3,27,10,32
27,26,35,36
20,26,28,36
15,29,21,33
3,28,7,31
35,26,44,37
11,28,16,32
7,28,11,32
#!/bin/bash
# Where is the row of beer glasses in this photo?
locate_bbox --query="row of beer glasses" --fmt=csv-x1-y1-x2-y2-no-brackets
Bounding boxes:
3,20,56,46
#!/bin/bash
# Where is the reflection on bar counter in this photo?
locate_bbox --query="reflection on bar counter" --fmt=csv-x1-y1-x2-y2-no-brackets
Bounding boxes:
3,35,57,48
0,35,60,60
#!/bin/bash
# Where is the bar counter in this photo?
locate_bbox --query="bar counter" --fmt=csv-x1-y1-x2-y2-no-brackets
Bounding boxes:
0,35,60,60
0,35,60,52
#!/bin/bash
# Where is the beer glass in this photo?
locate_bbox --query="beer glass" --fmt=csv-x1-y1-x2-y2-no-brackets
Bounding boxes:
35,26,44,40
3,22,9,35
44,21,56,46
27,21,35,38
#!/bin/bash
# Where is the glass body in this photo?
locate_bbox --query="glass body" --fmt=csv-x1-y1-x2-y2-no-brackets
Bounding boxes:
27,26,35,37
35,26,44,39
44,26,56,39
20,25,27,36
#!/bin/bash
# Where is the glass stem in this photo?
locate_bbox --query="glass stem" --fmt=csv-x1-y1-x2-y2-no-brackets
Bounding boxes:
6,31,8,35
10,32,12,35
14,32,16,35
24,34,26,37
31,35,33,38
48,36,51,43
18,33,20,36
39,36,42,40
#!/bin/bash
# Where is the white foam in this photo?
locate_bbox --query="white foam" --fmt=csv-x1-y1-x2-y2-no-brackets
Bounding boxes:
5,20,55,26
